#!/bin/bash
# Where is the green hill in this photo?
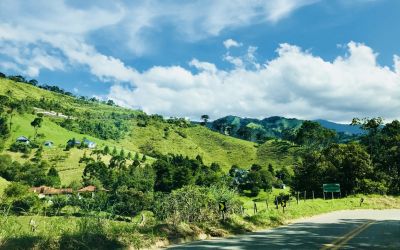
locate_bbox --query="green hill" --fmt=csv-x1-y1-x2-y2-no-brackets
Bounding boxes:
0,78,300,186
209,115,362,143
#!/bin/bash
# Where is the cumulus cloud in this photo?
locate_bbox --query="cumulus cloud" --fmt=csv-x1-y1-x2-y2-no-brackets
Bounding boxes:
108,42,400,122
223,39,242,49
0,0,316,79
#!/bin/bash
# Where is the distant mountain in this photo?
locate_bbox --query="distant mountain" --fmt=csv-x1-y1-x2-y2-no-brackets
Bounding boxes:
313,119,363,135
208,116,363,143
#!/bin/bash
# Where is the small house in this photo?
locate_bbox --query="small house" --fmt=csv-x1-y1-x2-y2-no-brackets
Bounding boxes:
44,141,53,147
16,136,30,144
83,139,96,149
67,139,81,147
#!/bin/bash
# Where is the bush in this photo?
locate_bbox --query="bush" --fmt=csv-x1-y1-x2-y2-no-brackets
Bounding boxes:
153,185,242,225
4,182,29,198
358,179,388,194
9,142,31,154
3,182,40,214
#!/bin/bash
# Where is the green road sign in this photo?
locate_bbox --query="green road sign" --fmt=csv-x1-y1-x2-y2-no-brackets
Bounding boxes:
323,183,340,192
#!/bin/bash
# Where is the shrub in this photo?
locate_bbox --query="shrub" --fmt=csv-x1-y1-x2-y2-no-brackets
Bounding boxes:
358,179,388,194
153,185,242,225
9,142,31,154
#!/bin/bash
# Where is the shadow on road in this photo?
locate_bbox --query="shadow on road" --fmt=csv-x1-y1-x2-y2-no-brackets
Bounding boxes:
169,219,400,249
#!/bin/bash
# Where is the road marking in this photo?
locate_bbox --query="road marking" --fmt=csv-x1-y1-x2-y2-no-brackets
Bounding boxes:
321,220,375,250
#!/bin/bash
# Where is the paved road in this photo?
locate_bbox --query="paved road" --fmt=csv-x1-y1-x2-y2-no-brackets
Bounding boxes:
168,209,400,249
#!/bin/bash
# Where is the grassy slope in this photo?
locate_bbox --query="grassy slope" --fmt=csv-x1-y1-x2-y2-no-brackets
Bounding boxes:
122,123,259,170
1,78,300,183
4,113,144,185
0,177,9,196
0,78,135,116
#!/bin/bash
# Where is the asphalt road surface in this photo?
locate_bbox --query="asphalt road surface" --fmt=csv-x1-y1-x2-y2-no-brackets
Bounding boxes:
168,209,400,249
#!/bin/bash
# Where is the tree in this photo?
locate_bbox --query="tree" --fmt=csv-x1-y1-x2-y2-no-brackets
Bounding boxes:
46,166,61,187
295,121,336,150
0,116,10,150
103,145,110,155
200,115,209,126
291,143,374,195
268,164,275,175
8,75,27,83
109,155,126,170
351,117,383,163
28,79,38,86
7,102,18,132
30,115,43,140
112,147,118,156
82,161,109,187
134,152,139,161
106,99,115,106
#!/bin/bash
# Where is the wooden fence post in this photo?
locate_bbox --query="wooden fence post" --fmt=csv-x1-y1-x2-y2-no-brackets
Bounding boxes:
312,191,315,200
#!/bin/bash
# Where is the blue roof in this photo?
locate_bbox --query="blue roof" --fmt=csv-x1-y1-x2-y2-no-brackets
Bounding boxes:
16,136,29,141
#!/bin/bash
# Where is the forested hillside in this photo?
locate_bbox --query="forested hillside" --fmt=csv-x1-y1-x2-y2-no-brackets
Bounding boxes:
208,115,362,143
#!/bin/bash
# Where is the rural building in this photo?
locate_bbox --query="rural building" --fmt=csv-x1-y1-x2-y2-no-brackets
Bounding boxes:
16,136,30,144
67,139,81,147
82,139,96,149
44,141,53,147
30,186,73,198
30,185,102,198
78,185,97,192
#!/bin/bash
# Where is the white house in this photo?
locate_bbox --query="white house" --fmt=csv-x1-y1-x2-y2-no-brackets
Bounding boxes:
83,139,96,149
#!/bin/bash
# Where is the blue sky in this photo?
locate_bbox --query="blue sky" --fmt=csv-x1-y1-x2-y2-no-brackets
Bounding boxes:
0,0,400,122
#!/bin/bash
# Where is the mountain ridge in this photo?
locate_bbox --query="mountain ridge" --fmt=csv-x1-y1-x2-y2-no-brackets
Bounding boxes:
207,115,363,143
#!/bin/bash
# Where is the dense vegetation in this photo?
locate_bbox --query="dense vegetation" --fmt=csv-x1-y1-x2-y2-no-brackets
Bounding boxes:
209,115,363,144
291,118,400,196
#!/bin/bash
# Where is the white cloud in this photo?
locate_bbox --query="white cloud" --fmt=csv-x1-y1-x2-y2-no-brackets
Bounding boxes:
394,55,400,75
0,0,317,60
266,0,318,23
189,59,218,74
0,0,315,79
108,42,400,122
223,39,242,49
